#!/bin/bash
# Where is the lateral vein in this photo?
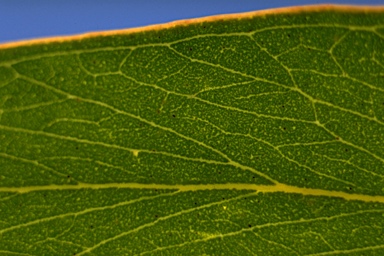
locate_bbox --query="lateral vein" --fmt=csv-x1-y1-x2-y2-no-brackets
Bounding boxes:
0,183,383,203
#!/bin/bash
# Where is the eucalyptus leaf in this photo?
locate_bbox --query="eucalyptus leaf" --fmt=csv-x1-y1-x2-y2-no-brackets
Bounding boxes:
1,5,384,256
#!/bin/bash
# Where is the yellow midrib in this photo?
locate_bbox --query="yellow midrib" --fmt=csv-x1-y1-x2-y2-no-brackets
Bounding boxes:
1,182,383,203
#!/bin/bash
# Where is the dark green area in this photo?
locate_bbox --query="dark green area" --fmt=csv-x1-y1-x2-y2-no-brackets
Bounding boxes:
1,8,384,256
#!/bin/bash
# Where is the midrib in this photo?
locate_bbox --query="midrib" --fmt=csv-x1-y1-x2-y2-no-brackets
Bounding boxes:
1,182,383,203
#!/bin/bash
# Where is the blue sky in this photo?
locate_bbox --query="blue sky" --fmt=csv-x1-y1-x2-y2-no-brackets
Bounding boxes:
1,0,384,43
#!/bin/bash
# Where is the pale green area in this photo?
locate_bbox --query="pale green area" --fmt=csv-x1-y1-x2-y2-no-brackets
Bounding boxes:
1,8,384,256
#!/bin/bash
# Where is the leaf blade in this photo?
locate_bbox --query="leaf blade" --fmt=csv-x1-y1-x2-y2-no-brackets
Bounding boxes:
1,5,384,256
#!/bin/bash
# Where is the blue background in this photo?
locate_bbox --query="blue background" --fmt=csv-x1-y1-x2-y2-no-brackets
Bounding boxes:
1,0,384,43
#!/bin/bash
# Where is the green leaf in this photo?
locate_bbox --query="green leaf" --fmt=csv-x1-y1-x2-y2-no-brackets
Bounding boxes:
1,5,384,256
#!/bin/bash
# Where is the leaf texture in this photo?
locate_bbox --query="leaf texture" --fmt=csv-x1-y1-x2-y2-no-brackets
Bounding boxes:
1,5,384,256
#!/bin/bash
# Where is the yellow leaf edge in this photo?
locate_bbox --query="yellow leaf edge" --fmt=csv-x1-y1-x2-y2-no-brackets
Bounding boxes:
1,4,384,49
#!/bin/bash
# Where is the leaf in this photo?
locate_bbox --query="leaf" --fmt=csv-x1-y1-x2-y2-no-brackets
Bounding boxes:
1,5,384,256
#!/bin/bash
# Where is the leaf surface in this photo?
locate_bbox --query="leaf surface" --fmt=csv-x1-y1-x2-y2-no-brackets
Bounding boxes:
1,5,384,256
